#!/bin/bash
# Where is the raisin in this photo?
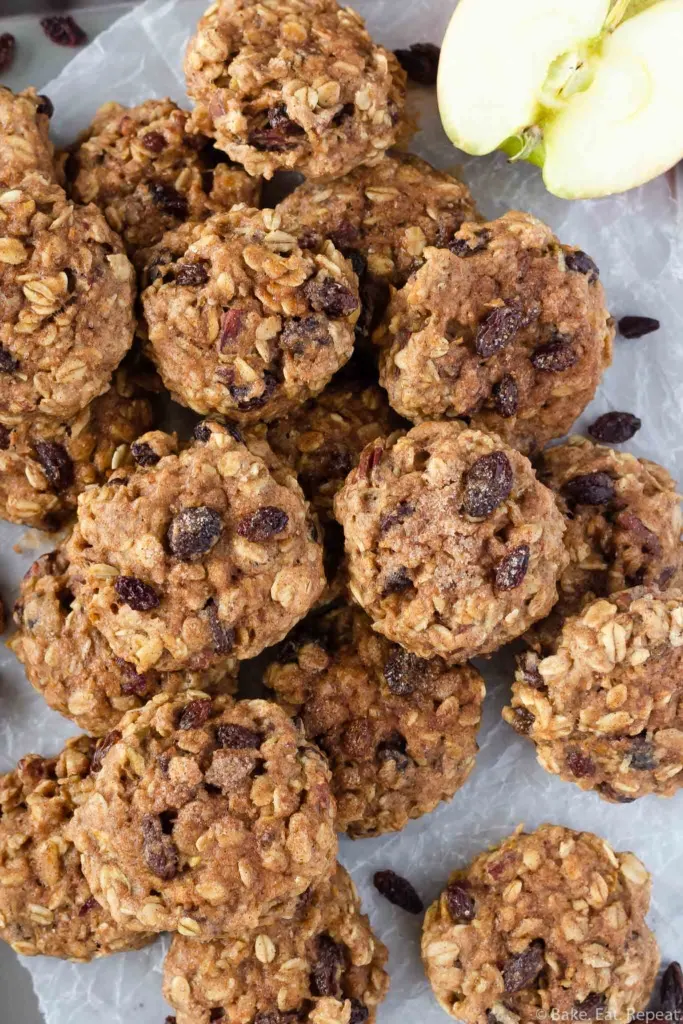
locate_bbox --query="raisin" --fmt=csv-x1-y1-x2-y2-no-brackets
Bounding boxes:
78,895,99,916
356,272,390,346
618,315,660,339
531,337,578,371
475,303,525,359
382,566,413,596
447,229,491,257
194,422,212,443
215,723,262,749
597,783,635,803
445,882,476,922
0,33,16,73
330,221,360,251
254,1013,301,1024
383,648,429,696
144,248,174,285
517,652,545,691
493,374,519,418
566,748,596,778
394,42,440,85
130,441,160,467
206,601,235,655
574,994,606,1019
615,511,662,557
179,699,212,731
377,734,411,772
34,441,74,492
141,131,166,153
114,576,160,611
36,95,54,118
349,1001,369,1024
167,506,223,561
628,734,657,771
562,472,615,506
303,277,358,318
229,369,278,412
91,730,121,774
149,182,188,218
509,706,535,734
565,250,599,282
0,425,10,450
237,506,289,541
210,1013,225,1022
494,545,530,591
280,314,331,350
0,345,19,374
502,941,545,993
41,16,87,46
588,411,641,444
310,935,344,997
379,501,415,533
249,106,304,151
463,451,513,518
219,309,244,350
141,814,178,880
661,962,683,1016
373,869,423,913
176,262,209,287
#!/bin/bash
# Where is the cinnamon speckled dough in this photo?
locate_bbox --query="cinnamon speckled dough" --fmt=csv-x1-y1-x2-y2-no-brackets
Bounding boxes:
377,212,614,453
505,588,683,803
9,546,238,736
65,98,259,256
68,420,325,672
0,365,153,530
265,603,485,837
0,86,56,189
184,0,408,181
0,735,154,960
162,864,388,1024
421,824,659,1024
141,206,359,422
0,173,136,425
67,693,337,938
333,421,568,663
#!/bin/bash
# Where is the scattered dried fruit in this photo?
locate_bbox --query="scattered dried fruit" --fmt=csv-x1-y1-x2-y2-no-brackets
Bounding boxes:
531,337,578,372
0,33,16,73
661,962,683,1016
34,441,74,491
565,250,599,282
588,411,641,444
475,304,526,359
618,315,660,339
310,934,344,997
394,42,441,86
41,15,87,47
373,869,424,913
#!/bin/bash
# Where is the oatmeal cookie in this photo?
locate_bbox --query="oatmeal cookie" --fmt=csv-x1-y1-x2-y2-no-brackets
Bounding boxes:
0,173,136,425
0,86,55,189
65,98,260,256
9,546,238,736
184,0,408,181
68,420,325,672
162,863,388,1024
333,421,567,662
0,735,154,960
67,693,337,937
265,603,485,837
140,206,359,422
0,364,153,530
376,212,614,453
422,824,659,1024
505,588,683,802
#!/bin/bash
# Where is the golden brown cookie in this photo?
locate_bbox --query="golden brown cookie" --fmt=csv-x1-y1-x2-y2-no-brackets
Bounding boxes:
0,86,56,189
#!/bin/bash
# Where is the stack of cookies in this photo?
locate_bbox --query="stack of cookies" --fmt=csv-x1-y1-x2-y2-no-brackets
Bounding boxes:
1,1,681,1023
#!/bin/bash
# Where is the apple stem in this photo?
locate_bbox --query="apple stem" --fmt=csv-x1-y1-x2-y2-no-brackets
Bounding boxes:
604,0,632,32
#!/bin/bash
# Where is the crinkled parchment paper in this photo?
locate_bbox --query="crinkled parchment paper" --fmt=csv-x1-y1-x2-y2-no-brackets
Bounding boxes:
1,1,682,1021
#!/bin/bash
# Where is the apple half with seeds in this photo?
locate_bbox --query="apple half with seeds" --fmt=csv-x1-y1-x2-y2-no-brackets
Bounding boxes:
437,0,683,198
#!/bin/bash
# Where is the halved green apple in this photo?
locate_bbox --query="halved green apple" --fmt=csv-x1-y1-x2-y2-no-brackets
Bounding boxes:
437,0,683,198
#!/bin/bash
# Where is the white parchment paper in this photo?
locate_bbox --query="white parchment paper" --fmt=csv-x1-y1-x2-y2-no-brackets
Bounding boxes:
1,1,683,1021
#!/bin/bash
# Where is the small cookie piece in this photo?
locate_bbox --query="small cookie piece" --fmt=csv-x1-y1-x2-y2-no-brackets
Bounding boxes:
0,86,55,188
9,546,238,736
334,421,567,662
141,206,359,422
162,863,388,1024
505,588,683,802
265,603,485,837
0,173,136,425
67,693,337,937
65,98,259,256
68,421,325,671
0,365,153,530
0,735,154,960
376,212,614,453
422,824,659,1024
185,0,408,180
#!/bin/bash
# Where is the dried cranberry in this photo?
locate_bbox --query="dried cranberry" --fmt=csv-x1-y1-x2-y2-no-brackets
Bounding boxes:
114,576,160,611
0,425,10,450
588,411,641,444
304,277,358,319
178,699,212,730
34,441,74,492
383,648,429,696
493,374,519,417
141,814,178,880
373,869,424,914
41,16,87,47
494,544,530,591
215,723,262,749
531,337,578,371
445,882,476,922
310,935,344,997
661,962,683,1016
149,182,188,218
36,95,54,118
379,501,415,533
475,303,525,359
566,748,596,778
237,506,289,542
565,250,599,282
463,451,513,518
618,315,660,339
130,441,160,467
0,33,16,73
141,131,166,153
562,472,615,506
91,730,122,774
167,506,223,561
394,42,440,85
502,941,545,993
382,566,413,596
0,345,19,374
176,262,209,287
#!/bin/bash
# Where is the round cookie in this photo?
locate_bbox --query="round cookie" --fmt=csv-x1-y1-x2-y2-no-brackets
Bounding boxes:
333,421,568,663
265,603,485,837
68,420,325,672
140,206,359,422
65,98,260,256
0,734,154,960
9,546,238,736
0,364,153,530
67,693,338,937
0,86,56,189
162,863,388,1024
0,173,136,425
184,0,408,180
421,824,659,1024
504,587,683,802
376,212,614,453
